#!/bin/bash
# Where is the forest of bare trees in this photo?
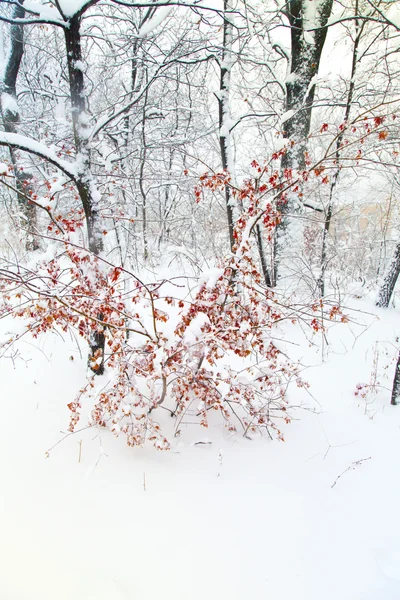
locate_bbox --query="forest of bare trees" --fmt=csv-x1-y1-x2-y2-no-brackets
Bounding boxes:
1,0,400,441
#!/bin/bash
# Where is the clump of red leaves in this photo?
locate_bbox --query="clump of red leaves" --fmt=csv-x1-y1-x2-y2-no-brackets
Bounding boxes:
0,159,346,450
166,251,307,442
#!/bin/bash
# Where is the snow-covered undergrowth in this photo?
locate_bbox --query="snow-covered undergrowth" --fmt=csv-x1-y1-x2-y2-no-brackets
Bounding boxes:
0,230,322,449
1,292,400,599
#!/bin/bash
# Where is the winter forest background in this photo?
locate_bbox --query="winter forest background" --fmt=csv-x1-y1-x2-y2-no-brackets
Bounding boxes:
1,1,400,598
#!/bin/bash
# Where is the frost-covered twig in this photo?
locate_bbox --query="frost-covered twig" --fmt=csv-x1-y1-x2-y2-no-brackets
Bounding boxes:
331,457,371,488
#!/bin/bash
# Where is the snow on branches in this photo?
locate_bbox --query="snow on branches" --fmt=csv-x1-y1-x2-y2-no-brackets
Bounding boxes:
0,162,346,449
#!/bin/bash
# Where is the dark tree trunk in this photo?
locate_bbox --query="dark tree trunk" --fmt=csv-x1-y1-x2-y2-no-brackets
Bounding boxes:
64,15,105,373
391,351,400,405
256,223,272,287
139,83,149,261
1,0,38,250
218,0,235,253
89,313,105,375
273,0,333,284
377,241,400,308
317,0,362,297
64,16,103,257
281,0,333,172
317,202,333,296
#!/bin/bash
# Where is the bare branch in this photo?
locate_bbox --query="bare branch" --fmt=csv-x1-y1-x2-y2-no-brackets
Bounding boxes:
0,132,77,179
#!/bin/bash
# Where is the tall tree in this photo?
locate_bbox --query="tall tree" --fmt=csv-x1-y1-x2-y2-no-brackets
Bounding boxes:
273,0,334,285
1,0,38,250
218,0,236,252
376,242,400,308
0,0,220,371
317,0,364,297
391,351,400,405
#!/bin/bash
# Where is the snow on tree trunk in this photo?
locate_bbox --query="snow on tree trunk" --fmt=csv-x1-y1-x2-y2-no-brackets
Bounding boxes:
139,88,149,262
64,15,103,257
317,0,362,297
64,15,105,373
218,0,236,252
391,351,400,405
1,0,38,251
273,0,333,284
376,241,400,308
282,0,333,171
256,222,273,287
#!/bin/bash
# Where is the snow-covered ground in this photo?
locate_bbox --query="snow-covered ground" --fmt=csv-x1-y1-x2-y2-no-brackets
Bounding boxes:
1,297,400,599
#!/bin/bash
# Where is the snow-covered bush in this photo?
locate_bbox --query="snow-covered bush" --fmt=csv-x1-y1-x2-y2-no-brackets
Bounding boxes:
1,164,346,448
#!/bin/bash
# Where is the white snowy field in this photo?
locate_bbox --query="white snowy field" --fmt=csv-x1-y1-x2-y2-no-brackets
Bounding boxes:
1,297,400,600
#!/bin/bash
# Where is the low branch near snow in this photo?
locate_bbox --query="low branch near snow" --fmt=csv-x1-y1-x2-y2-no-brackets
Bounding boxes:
0,132,77,180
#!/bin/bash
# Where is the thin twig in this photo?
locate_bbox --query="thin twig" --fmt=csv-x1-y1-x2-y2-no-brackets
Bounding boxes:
331,457,372,488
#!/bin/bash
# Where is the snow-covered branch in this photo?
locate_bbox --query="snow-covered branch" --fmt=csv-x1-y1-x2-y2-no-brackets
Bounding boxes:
0,132,77,179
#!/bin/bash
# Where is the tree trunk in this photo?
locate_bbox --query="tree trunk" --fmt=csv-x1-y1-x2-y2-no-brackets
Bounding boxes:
376,241,400,308
139,84,149,261
64,15,105,373
273,0,333,284
218,0,235,253
256,223,272,287
1,0,39,251
64,16,103,257
317,202,333,296
317,0,362,297
391,351,400,405
281,0,333,172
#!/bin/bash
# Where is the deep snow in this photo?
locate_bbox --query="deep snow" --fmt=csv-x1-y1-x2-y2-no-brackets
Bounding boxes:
1,297,400,599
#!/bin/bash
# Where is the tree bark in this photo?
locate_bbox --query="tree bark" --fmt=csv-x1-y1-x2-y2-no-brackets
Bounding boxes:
218,0,235,253
317,0,362,297
376,241,400,308
139,83,149,261
281,0,333,172
64,15,103,257
273,0,333,284
64,15,105,373
1,0,38,250
391,351,400,405
256,223,272,287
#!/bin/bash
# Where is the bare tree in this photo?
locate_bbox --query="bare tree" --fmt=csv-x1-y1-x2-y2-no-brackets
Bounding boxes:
0,0,38,250
0,0,224,371
317,0,365,297
377,242,400,308
391,351,400,405
217,0,236,252
273,0,334,285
